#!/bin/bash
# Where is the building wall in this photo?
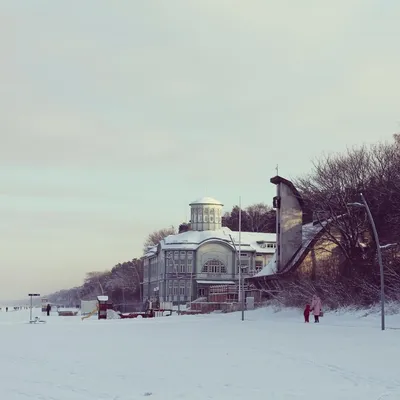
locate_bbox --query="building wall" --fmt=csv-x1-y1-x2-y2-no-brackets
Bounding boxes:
191,204,223,231
195,241,235,278
163,249,195,303
277,183,303,271
142,239,276,303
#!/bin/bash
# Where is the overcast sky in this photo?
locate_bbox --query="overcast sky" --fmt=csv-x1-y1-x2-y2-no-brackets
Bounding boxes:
1,1,399,300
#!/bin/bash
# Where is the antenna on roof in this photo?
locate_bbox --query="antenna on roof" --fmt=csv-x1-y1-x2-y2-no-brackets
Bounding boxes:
275,164,279,176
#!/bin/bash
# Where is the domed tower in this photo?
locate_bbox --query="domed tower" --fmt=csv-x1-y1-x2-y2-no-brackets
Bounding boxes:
189,197,223,231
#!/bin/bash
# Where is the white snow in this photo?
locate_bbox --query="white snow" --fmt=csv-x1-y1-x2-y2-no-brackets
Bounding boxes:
162,228,276,253
189,197,223,205
253,251,277,277
1,307,400,399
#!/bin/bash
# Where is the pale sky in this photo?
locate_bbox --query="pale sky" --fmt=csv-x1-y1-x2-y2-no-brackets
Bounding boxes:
1,1,400,300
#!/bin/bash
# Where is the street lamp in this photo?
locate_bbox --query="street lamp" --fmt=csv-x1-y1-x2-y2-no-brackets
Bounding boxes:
347,193,386,330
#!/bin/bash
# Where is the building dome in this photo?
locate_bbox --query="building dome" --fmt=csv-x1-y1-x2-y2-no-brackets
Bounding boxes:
189,197,223,206
189,196,223,231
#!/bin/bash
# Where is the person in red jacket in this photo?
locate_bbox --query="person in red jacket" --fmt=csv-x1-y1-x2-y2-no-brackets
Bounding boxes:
304,304,311,323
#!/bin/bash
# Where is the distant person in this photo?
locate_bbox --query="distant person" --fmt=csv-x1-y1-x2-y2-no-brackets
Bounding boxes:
310,295,322,323
143,298,150,312
303,304,311,323
5,307,8,312
46,303,51,316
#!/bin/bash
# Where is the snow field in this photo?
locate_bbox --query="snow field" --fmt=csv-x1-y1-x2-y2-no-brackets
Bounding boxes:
0,307,399,400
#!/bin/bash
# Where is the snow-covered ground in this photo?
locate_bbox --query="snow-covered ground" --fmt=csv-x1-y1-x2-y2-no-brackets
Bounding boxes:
0,307,399,400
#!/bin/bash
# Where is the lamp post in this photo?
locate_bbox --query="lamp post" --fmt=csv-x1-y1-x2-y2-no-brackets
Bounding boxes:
28,293,40,322
348,193,385,330
229,233,245,321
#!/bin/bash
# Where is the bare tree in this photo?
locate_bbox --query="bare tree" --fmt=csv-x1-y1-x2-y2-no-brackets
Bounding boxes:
296,139,400,274
143,226,176,253
222,204,275,232
246,203,276,232
84,271,110,296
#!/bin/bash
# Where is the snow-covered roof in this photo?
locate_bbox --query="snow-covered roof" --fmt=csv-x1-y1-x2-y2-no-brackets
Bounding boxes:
253,252,277,278
157,228,276,254
189,197,223,206
97,296,109,302
143,245,158,258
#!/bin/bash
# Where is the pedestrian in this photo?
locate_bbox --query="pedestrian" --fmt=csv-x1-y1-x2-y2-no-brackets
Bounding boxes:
46,303,51,316
310,295,322,323
303,304,311,323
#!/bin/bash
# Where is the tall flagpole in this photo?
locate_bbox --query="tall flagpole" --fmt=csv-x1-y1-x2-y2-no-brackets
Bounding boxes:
239,196,244,321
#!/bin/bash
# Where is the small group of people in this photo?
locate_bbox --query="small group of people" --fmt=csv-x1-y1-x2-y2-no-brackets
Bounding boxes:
304,295,322,323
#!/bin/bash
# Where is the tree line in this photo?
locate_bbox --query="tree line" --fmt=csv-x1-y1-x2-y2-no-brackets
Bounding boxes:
48,259,142,307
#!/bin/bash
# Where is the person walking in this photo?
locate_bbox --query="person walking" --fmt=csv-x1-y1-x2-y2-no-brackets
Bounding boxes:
310,295,322,323
303,304,311,323
46,303,51,316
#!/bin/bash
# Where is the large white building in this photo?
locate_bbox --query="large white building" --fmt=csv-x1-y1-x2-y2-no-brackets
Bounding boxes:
142,197,276,304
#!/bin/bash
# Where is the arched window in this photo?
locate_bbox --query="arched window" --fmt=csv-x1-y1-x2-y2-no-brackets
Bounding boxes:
202,259,227,274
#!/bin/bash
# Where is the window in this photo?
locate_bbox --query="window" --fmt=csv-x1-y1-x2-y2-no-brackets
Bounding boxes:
180,251,186,260
186,263,192,273
209,215,214,222
166,251,172,258
188,251,193,259
202,259,227,274
174,251,179,260
198,288,206,297
204,215,208,222
180,264,185,273
179,282,185,295
173,285,178,295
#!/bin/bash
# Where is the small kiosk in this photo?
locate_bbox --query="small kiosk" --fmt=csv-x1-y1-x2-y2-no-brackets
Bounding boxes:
97,295,114,319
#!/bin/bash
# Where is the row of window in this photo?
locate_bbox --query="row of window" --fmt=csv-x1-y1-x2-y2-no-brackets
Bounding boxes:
167,264,193,274
192,215,221,223
167,251,193,260
167,282,191,295
201,259,227,274
146,261,266,276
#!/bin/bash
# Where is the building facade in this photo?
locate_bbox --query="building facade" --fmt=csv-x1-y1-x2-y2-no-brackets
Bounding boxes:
142,197,276,304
